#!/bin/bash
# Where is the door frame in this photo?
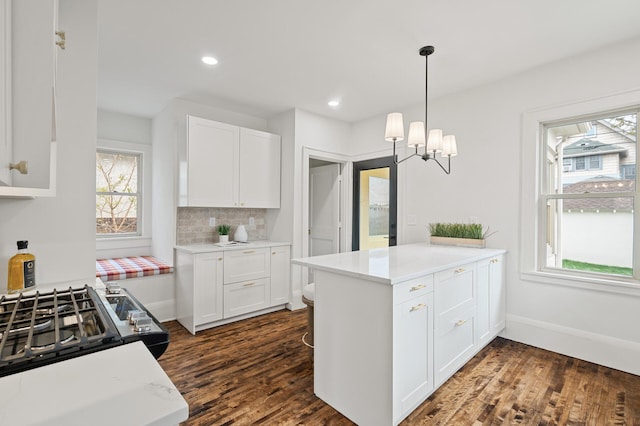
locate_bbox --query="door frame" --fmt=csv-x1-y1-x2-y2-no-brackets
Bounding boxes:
301,147,350,261
352,156,398,250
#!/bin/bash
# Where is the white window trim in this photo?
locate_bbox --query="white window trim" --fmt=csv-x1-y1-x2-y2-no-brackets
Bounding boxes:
520,88,640,297
96,139,152,254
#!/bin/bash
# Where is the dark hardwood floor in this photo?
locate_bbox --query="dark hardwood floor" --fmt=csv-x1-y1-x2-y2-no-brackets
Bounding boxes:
159,309,640,425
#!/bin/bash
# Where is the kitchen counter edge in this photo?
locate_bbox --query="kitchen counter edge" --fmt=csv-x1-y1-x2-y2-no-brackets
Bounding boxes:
292,243,506,285
175,240,290,254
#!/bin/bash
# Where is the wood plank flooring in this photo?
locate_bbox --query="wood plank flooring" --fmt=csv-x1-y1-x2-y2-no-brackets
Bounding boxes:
159,309,640,425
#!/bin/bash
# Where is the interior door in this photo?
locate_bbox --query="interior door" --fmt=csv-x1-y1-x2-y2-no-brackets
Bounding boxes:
352,156,397,251
310,163,341,257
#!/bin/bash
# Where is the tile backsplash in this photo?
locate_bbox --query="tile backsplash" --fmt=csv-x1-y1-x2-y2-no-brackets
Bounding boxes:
176,207,267,245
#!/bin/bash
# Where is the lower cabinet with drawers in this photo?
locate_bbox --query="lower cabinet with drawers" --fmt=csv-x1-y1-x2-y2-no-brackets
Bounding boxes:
295,248,506,426
175,242,291,334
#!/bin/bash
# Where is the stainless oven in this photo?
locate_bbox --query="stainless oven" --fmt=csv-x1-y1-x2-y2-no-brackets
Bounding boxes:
0,284,169,377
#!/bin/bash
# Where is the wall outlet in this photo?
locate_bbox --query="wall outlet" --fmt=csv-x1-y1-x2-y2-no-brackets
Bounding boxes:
249,216,255,226
209,217,216,227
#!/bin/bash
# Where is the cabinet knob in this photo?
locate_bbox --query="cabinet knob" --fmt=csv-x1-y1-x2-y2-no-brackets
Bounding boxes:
409,303,426,312
409,284,426,292
9,161,28,174
55,31,66,49
454,319,467,327
490,258,498,264
218,257,223,261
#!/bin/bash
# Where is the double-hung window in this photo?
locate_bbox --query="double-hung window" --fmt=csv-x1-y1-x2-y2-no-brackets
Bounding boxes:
96,149,142,236
539,109,638,283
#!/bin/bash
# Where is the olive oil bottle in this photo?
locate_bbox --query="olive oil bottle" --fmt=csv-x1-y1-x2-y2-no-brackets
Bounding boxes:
7,240,36,294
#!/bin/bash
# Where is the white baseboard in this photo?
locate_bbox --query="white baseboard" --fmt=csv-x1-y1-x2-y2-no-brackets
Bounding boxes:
503,314,640,376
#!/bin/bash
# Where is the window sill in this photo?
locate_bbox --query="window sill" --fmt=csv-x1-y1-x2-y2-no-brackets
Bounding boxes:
520,269,640,297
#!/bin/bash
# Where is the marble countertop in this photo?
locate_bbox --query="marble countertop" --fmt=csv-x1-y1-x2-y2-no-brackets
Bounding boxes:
0,341,188,426
292,243,506,284
175,240,290,253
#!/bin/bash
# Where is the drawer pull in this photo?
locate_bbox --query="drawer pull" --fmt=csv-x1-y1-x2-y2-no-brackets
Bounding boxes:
410,284,426,292
243,250,255,254
454,268,465,274
243,282,256,287
409,303,426,312
454,319,467,327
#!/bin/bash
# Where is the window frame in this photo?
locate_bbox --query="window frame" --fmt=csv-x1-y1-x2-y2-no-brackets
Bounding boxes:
96,139,152,246
520,89,640,296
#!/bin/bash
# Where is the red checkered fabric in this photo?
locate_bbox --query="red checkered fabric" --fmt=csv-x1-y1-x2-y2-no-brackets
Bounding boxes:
96,256,173,282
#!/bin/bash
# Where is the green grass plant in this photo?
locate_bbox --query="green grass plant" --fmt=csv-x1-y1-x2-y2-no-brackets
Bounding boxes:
562,259,632,276
429,223,484,240
217,224,231,235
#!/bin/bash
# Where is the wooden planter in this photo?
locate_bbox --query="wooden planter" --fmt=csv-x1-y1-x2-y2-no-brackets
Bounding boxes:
430,236,486,248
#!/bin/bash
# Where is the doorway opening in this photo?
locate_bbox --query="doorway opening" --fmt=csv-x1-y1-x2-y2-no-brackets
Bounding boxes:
352,156,397,250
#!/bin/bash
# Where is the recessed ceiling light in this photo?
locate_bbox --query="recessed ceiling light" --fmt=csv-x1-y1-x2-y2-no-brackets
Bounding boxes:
328,100,340,107
202,56,218,65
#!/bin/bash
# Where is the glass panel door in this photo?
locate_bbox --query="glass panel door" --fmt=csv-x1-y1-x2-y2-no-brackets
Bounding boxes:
352,157,397,250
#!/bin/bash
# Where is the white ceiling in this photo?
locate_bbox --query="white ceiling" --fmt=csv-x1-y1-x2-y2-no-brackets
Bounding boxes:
97,0,640,123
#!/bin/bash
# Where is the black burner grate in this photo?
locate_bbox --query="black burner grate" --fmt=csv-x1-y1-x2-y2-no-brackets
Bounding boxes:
0,286,122,377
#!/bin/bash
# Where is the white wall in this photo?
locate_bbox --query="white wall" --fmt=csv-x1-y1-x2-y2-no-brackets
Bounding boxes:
0,0,97,289
265,108,351,308
97,109,151,145
350,36,640,374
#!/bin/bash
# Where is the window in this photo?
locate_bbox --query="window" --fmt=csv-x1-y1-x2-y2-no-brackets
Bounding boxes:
541,110,637,280
96,149,141,236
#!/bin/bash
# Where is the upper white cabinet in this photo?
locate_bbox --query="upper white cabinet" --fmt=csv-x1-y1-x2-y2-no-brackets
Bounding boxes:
0,0,59,197
181,115,281,208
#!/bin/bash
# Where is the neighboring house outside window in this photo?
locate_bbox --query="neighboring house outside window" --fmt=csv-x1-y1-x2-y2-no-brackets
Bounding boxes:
542,111,637,280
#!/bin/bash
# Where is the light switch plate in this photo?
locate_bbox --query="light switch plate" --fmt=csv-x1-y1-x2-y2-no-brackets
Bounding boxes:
209,217,216,227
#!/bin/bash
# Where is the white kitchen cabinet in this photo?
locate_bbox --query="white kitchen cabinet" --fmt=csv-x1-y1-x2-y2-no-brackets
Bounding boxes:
0,0,59,197
175,250,224,334
175,242,290,334
477,254,506,345
239,127,281,208
293,244,506,426
223,247,270,284
433,263,476,386
393,287,434,418
223,247,270,317
223,278,270,318
181,115,281,208
270,245,290,305
183,116,239,207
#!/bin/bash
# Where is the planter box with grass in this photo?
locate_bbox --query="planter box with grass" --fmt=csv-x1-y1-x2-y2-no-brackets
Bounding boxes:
429,223,492,248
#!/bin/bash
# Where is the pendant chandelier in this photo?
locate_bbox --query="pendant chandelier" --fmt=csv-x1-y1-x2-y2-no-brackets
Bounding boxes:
384,45,457,173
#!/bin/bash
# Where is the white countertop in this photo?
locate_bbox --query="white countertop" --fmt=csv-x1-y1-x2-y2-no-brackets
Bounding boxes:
292,243,506,284
0,341,188,426
175,240,290,253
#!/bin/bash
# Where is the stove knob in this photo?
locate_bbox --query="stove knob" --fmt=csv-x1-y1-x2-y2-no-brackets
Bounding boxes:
127,309,146,324
105,282,121,294
133,315,152,332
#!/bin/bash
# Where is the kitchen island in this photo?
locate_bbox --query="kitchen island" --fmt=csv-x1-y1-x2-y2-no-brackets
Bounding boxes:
292,243,506,426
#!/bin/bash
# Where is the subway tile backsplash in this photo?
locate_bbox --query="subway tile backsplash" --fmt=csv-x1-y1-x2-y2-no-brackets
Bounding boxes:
176,207,267,245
